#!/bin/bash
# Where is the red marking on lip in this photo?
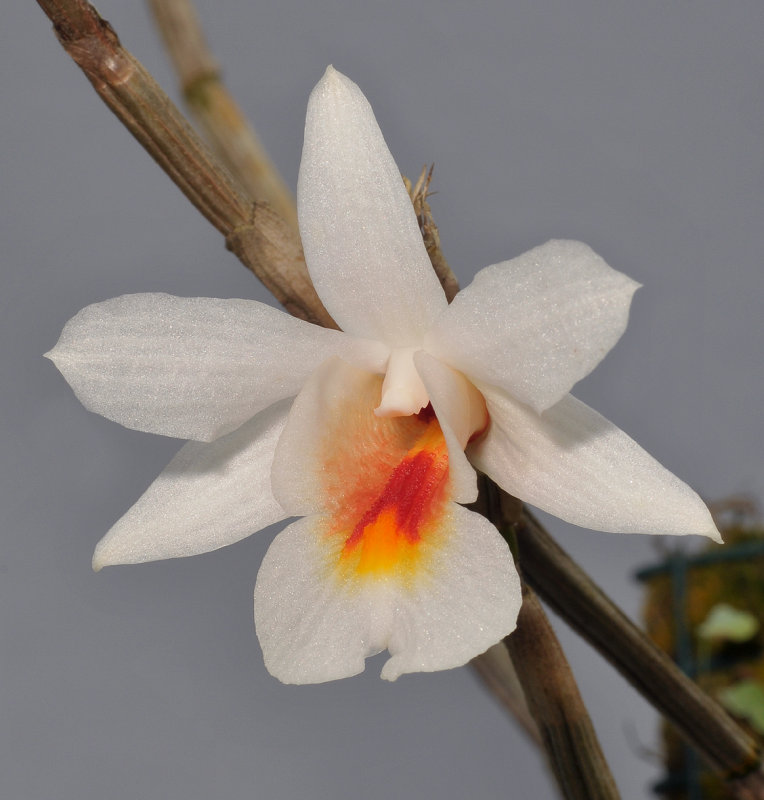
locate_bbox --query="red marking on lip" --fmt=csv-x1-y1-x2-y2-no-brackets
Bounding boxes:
339,420,450,575
345,447,447,549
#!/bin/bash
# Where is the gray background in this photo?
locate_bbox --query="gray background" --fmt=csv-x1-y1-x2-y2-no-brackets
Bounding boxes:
3,1,762,798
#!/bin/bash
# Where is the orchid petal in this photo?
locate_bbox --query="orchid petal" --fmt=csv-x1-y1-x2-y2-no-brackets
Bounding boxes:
254,515,381,683
46,293,386,441
379,503,521,681
413,351,483,504
92,400,291,570
470,385,722,540
425,241,640,412
254,505,520,684
298,67,447,346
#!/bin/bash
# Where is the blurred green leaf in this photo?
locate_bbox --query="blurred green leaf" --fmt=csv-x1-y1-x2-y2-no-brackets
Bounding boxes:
696,603,759,643
718,680,764,734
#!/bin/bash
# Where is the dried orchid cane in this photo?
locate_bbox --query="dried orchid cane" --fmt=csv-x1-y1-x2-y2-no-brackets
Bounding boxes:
145,0,299,233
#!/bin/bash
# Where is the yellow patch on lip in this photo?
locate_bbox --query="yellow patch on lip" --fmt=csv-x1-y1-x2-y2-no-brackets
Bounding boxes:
348,507,418,575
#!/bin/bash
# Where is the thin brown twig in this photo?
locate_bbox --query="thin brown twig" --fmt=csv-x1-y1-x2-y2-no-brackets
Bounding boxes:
405,167,460,302
146,0,299,233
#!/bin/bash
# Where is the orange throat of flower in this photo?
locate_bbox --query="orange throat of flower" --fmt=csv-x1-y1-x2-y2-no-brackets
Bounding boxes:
326,411,451,581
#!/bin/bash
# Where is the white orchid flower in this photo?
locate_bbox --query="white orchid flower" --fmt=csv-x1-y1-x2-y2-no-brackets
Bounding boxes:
47,66,720,684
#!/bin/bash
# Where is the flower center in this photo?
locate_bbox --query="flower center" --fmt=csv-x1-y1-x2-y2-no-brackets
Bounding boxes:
375,347,429,418
339,416,449,577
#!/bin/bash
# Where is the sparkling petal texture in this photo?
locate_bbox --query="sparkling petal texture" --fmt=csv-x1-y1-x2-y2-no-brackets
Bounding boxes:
297,66,447,346
470,385,722,540
254,505,520,684
92,400,291,570
254,515,384,684
46,293,384,442
378,503,521,681
425,240,640,412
